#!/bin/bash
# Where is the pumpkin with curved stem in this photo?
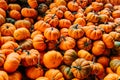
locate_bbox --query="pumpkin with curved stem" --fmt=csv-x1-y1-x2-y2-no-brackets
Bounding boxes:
77,37,92,51
9,10,21,20
28,0,38,8
44,14,59,27
21,49,39,67
64,11,75,21
71,58,92,79
34,20,51,32
0,8,6,17
0,71,9,80
21,8,38,18
44,27,60,41
74,18,86,26
0,14,5,26
102,33,114,49
63,49,77,65
45,69,64,80
92,40,106,56
59,36,76,50
60,65,74,80
8,4,21,11
0,50,6,67
4,52,21,73
13,28,30,41
67,0,79,12
33,34,46,51
0,0,8,10
78,50,93,61
59,19,71,28
43,50,63,69
0,23,16,36
8,71,22,80
15,20,31,29
68,24,84,39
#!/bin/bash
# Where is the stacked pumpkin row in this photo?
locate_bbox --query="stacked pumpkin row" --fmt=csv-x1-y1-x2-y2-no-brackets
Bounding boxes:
1,0,120,80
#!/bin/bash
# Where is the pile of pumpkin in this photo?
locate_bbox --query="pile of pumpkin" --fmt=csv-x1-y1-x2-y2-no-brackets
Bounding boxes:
1,0,120,80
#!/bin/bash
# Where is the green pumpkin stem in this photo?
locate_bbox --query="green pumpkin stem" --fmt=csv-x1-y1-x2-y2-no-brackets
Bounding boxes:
72,66,81,70
92,57,96,64
52,14,56,19
61,36,66,41
74,24,78,29
14,46,22,52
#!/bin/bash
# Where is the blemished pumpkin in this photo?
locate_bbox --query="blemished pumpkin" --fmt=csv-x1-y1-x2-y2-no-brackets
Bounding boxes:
43,50,63,69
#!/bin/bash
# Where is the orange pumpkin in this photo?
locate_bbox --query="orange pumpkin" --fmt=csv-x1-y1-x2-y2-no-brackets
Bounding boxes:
8,71,22,80
0,14,5,26
76,0,88,8
74,17,86,26
60,28,69,36
0,71,9,80
91,2,103,12
43,50,63,69
31,30,42,39
104,73,120,80
59,19,71,28
0,50,6,67
36,77,49,80
0,0,8,10
109,31,120,41
27,0,38,8
0,23,16,36
55,0,66,6
9,10,21,20
64,11,75,21
112,10,120,18
4,52,21,73
0,8,6,17
8,3,21,11
67,0,79,11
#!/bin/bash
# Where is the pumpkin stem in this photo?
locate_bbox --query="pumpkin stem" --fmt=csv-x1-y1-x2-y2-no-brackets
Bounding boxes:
37,53,40,67
52,14,56,19
72,66,81,70
14,46,22,52
74,24,78,29
6,26,9,29
92,57,96,64
51,27,54,30
23,50,30,55
61,36,66,41
29,25,34,33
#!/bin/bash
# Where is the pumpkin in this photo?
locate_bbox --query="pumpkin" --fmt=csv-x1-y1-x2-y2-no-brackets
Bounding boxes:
74,12,85,19
110,59,120,72
38,3,48,14
59,19,71,28
21,49,39,67
116,66,120,75
71,58,92,79
57,5,68,12
21,8,38,18
109,0,120,6
55,9,63,19
24,17,34,24
46,40,58,50
98,23,113,33
44,27,60,40
91,2,103,12
8,4,21,11
6,18,15,24
49,2,57,9
26,65,44,79
45,69,64,80
33,34,46,51
9,10,21,20
77,37,92,51
86,12,99,23
36,77,49,80
0,70,9,80
84,5,93,15
13,28,30,41
0,23,16,36
0,14,5,26
8,71,22,80
44,14,59,27
102,33,114,49
63,49,78,65
0,0,8,10
92,40,106,56
112,10,120,18
84,26,103,40
106,67,114,74
28,0,38,8
68,24,84,39
104,73,120,80
4,52,21,73
78,49,93,61
99,14,109,23
43,50,63,69
67,0,79,12
104,3,113,9
76,0,88,8
14,20,31,29
64,11,75,21
60,28,69,36
0,50,6,67
0,8,6,17
0,36,15,46
98,8,111,17
55,0,66,6
59,65,74,80
109,31,120,41
31,30,42,39
73,17,86,27
97,56,109,68
34,20,51,32
59,36,76,50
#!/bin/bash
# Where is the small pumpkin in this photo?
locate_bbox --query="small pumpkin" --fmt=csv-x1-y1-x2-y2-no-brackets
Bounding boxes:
21,49,39,67
55,0,66,6
31,30,42,39
0,23,16,36
104,73,120,80
36,77,49,80
59,36,76,50
43,50,63,69
112,10,120,18
8,71,22,80
60,28,69,37
45,69,64,80
0,14,5,26
8,4,21,11
109,31,120,41
71,58,92,79
64,11,75,21
9,10,21,20
0,50,6,67
4,52,21,73
68,24,85,39
84,5,93,15
13,28,30,41
91,2,103,12
0,8,6,17
63,49,78,65
0,70,9,80
77,37,92,51
44,27,60,41
110,59,120,72
34,20,51,32
0,0,8,10
38,3,48,14
28,0,38,8
73,17,86,27
76,0,88,8
59,19,71,28
98,14,109,23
